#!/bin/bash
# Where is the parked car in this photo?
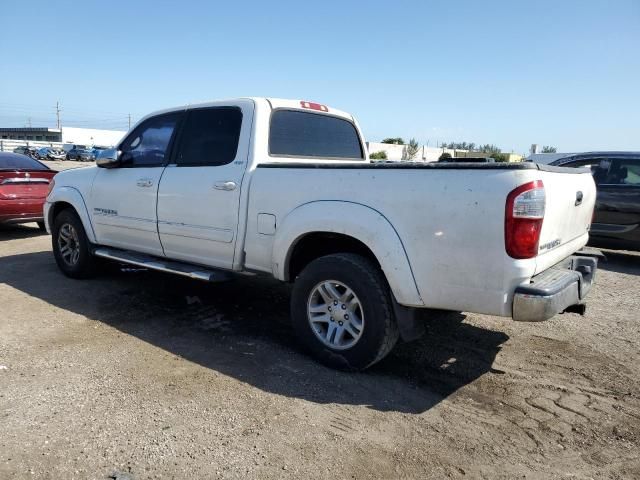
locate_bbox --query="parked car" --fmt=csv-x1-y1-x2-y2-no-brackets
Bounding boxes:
90,145,110,159
548,152,640,250
66,145,95,162
0,152,57,230
13,146,39,159
45,97,599,370
37,147,66,161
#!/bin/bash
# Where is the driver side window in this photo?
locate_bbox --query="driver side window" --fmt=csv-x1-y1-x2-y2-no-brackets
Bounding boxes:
119,112,181,167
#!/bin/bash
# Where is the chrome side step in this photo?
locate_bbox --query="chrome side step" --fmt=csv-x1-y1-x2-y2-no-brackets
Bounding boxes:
93,247,231,282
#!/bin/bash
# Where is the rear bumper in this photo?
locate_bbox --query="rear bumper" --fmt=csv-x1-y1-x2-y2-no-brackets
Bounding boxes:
512,249,601,322
0,199,46,224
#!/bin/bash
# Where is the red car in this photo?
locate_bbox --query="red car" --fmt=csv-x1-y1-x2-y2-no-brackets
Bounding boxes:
0,152,57,231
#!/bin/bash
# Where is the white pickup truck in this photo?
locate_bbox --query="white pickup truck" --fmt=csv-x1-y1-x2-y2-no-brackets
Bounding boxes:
45,97,600,370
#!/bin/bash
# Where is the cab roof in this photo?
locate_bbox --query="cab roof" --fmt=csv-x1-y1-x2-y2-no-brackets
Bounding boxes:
140,97,354,124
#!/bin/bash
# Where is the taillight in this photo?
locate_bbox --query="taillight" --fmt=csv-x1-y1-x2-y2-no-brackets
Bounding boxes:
505,180,545,259
46,178,56,197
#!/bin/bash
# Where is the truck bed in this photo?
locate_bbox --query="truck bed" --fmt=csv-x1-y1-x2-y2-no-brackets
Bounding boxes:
245,161,595,317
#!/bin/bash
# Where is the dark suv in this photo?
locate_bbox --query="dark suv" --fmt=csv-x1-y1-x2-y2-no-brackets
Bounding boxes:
551,152,640,250
66,145,95,162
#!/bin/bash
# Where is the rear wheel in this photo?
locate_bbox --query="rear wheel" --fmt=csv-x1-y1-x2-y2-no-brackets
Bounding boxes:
291,253,399,371
52,209,97,278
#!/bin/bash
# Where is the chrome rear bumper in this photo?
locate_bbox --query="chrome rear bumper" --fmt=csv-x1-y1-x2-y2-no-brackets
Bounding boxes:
512,249,601,322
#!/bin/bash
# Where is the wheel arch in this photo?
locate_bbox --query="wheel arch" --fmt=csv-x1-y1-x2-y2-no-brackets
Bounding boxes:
272,201,424,307
47,186,96,243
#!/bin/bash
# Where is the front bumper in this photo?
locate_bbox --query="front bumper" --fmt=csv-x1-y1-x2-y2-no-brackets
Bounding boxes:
512,249,601,322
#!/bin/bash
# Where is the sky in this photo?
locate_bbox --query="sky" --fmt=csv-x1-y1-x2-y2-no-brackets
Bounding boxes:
1,0,639,153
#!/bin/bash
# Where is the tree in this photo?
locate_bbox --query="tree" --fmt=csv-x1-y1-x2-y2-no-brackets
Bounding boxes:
444,141,503,154
542,146,557,153
403,138,420,160
369,151,387,160
490,152,509,162
482,144,501,154
381,137,404,145
438,152,452,162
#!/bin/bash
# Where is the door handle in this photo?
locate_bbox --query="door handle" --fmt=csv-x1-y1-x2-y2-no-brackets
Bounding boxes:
214,181,237,191
136,178,154,187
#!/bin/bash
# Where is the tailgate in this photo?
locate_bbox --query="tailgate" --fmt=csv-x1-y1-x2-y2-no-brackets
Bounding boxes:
535,167,596,273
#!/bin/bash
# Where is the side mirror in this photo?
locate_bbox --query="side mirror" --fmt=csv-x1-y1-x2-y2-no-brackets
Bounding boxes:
96,148,121,168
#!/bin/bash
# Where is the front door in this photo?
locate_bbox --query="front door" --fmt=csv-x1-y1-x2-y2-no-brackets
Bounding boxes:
90,112,182,255
156,101,254,269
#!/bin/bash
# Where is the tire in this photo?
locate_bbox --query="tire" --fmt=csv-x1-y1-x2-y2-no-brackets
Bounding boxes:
290,253,399,371
37,221,46,232
51,208,97,279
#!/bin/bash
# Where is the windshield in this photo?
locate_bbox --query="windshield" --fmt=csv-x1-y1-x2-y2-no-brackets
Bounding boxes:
0,152,50,171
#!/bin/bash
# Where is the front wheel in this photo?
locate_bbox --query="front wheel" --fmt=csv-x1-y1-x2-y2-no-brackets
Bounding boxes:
52,209,97,278
291,253,399,371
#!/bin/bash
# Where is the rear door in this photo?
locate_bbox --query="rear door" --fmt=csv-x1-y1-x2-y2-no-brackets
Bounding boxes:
90,112,182,256
156,100,253,269
594,158,640,240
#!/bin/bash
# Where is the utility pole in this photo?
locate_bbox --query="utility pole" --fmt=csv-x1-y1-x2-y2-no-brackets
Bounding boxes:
27,117,32,128
55,101,62,130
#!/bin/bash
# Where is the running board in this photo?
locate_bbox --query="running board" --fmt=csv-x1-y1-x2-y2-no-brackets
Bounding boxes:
93,247,232,282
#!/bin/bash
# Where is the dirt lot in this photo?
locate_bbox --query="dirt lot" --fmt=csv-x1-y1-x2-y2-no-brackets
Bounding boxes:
1,225,639,480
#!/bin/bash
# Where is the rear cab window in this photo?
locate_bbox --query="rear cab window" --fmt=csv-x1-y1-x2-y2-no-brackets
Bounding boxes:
269,110,364,160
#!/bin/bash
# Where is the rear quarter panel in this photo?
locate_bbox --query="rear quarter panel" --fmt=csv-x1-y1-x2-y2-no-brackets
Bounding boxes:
246,164,546,316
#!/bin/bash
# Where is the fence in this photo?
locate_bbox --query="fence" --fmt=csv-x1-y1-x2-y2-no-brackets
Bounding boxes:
0,139,67,152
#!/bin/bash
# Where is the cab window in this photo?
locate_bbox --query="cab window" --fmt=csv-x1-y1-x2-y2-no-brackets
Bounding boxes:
174,107,242,167
602,159,640,186
119,112,181,167
562,158,609,185
269,110,363,160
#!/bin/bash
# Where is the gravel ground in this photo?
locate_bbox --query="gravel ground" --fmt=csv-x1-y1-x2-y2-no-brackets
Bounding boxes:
1,225,639,479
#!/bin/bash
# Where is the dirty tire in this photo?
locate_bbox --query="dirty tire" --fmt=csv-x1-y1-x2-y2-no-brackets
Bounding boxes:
52,208,97,279
291,253,399,371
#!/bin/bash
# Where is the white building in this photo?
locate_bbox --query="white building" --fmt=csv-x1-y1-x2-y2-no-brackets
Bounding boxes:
61,127,126,147
0,126,126,147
